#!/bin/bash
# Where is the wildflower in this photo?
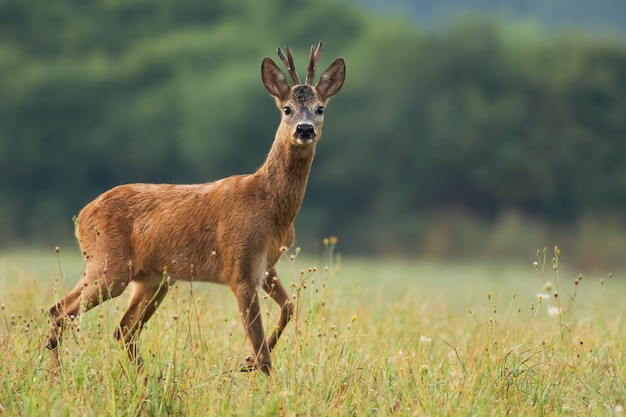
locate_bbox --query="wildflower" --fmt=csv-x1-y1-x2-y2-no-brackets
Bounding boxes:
536,293,549,302
547,306,562,317
351,315,357,323
420,336,432,345
532,261,538,269
544,281,553,292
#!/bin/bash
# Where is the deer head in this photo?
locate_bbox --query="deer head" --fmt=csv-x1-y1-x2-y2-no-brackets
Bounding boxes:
261,41,346,146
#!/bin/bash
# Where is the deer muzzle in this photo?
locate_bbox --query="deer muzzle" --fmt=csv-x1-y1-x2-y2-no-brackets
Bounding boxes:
295,123,316,143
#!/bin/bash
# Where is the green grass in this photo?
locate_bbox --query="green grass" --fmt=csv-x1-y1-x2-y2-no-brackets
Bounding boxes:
1,245,625,416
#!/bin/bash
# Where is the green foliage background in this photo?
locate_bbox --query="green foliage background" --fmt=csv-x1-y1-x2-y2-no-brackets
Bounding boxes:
1,0,625,262
360,0,626,34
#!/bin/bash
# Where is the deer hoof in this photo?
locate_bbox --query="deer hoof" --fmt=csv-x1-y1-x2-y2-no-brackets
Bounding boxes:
239,356,272,375
133,355,145,369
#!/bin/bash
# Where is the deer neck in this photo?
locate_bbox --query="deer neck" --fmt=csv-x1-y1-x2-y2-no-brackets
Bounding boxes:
258,133,316,229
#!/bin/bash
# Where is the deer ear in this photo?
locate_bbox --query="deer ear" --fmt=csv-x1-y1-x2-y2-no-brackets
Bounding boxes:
262,58,291,100
316,58,345,101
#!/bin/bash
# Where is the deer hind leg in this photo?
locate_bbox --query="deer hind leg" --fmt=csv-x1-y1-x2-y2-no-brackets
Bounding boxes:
46,265,129,372
114,277,170,367
235,282,272,375
263,268,294,352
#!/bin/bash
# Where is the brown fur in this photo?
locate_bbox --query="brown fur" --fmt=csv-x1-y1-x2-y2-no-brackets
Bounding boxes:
45,44,346,376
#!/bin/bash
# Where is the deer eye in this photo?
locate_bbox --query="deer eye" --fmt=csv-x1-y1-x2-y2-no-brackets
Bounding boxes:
316,106,325,115
283,106,292,116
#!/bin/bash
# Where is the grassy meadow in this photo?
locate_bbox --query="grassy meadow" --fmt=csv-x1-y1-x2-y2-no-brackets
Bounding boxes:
1,245,625,416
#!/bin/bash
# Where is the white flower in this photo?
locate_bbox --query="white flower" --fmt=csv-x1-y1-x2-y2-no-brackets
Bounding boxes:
536,293,550,302
547,306,562,317
420,336,432,345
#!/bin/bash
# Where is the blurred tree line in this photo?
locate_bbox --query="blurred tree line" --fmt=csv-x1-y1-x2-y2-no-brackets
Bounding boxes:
359,0,626,35
1,0,625,263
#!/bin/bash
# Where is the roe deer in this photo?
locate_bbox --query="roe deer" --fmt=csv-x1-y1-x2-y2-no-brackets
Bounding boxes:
45,42,345,375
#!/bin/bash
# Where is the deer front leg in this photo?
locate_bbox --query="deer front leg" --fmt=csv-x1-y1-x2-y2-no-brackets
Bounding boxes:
235,284,272,375
263,268,294,352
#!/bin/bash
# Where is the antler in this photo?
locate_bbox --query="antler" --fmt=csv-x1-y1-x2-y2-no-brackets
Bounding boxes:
277,41,325,85
306,41,324,85
277,45,300,85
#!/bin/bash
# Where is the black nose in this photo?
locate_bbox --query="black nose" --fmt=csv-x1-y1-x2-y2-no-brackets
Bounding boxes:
295,124,316,140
